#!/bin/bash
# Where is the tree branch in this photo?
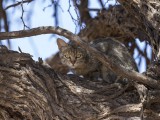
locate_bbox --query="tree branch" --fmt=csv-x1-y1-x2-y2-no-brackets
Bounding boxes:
0,26,159,89
20,0,30,29
0,0,10,48
4,0,34,10
118,0,160,58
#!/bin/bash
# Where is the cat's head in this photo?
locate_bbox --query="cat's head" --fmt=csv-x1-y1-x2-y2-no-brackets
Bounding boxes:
57,38,88,68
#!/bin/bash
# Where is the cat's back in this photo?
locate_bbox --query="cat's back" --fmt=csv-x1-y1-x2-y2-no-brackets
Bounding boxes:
91,37,126,52
91,37,137,71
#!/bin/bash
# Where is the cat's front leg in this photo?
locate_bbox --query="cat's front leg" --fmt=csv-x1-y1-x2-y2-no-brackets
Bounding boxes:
83,71,101,81
101,66,117,83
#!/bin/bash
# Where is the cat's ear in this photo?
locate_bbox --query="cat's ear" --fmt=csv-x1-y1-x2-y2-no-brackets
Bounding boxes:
57,38,68,50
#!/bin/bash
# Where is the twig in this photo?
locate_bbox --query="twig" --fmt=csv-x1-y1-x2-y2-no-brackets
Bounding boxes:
68,0,78,25
20,0,30,30
104,0,111,7
53,0,59,26
0,26,159,89
4,0,33,10
99,0,105,9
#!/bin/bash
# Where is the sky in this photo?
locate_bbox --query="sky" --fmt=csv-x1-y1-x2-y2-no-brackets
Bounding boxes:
2,0,149,73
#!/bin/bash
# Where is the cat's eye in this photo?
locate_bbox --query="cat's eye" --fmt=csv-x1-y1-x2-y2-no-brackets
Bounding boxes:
76,54,82,58
64,55,69,59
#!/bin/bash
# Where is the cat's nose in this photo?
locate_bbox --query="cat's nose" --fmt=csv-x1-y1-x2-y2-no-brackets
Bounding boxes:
71,60,76,65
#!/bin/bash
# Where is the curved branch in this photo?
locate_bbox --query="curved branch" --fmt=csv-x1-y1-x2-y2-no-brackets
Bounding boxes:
0,26,159,89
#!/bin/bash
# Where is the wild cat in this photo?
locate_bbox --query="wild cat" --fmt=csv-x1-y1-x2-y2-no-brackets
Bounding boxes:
57,37,137,83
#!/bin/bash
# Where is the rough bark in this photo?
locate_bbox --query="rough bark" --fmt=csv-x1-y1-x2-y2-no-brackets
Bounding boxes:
118,0,160,57
0,26,160,119
0,45,160,120
0,26,159,88
0,0,160,119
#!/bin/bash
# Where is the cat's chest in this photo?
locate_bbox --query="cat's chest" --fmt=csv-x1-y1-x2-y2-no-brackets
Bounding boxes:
71,60,100,75
71,67,89,75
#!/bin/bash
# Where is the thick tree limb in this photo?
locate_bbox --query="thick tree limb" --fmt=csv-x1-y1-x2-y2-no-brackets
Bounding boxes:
2,46,159,119
0,26,159,89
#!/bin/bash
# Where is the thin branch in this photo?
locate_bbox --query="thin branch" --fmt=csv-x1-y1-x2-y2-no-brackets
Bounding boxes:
104,0,111,7
53,0,59,26
4,0,33,10
43,0,64,13
98,0,105,9
0,26,159,89
73,0,91,24
43,0,60,26
20,0,30,29
68,0,79,29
